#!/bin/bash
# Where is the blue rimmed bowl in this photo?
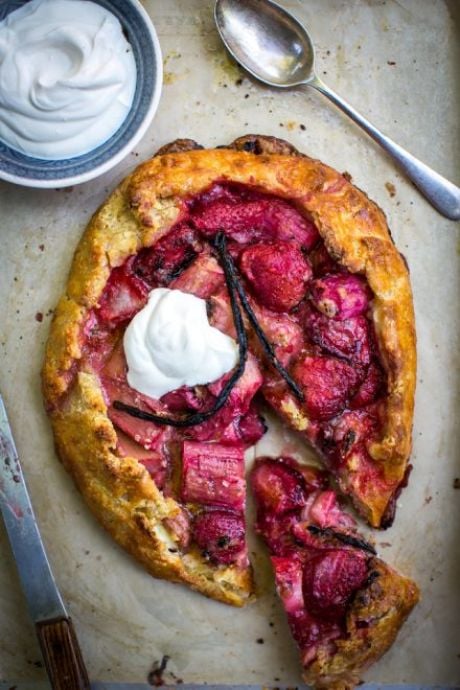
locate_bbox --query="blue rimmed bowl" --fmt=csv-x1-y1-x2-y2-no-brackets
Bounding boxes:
0,0,162,188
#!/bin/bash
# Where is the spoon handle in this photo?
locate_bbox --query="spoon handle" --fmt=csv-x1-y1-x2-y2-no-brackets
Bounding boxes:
309,76,460,221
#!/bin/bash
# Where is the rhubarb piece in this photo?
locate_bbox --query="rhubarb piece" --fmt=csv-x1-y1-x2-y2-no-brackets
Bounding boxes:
293,355,361,420
192,509,246,565
133,223,202,286
116,430,168,489
170,252,224,298
192,196,319,249
102,377,168,451
303,306,371,368
271,556,304,612
181,441,245,510
239,241,312,312
251,456,419,689
309,274,371,320
97,260,149,325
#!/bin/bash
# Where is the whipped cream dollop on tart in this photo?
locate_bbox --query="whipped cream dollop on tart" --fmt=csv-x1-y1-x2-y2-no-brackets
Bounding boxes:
42,135,418,687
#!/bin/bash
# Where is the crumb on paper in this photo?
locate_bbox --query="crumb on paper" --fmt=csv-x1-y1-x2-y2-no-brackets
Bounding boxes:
299,123,306,131
379,542,392,548
38,244,45,251
285,121,297,131
387,60,396,66
147,655,171,687
343,171,353,182
35,312,43,322
424,495,433,505
385,181,396,197
453,478,460,489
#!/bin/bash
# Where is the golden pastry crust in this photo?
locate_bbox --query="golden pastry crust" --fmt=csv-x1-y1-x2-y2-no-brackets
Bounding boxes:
304,558,419,689
42,136,416,603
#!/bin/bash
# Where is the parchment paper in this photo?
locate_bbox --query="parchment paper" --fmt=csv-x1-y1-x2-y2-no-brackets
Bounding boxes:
0,0,459,685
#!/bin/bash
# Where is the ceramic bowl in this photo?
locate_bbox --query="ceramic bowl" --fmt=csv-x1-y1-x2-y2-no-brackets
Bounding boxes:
0,0,162,188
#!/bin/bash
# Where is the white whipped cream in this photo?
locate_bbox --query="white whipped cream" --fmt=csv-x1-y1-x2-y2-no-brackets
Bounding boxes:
0,0,137,159
124,288,239,400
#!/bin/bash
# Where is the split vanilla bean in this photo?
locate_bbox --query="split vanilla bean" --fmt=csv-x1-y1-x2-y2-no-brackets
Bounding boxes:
307,524,377,555
213,232,304,402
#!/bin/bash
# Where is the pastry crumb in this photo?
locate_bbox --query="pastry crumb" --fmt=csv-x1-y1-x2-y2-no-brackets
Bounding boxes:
385,181,396,197
453,478,460,489
342,171,353,182
35,312,43,322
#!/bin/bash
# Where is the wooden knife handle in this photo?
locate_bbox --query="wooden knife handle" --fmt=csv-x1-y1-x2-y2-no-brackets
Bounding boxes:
36,617,90,690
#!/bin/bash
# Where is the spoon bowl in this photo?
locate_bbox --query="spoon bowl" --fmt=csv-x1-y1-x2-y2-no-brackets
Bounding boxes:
214,0,460,220
214,0,315,87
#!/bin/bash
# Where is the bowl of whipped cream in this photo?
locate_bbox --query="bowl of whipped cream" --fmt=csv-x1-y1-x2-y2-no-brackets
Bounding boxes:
0,0,162,187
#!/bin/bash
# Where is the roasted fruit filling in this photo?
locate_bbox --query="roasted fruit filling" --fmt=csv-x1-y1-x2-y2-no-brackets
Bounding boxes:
251,456,375,665
82,182,392,563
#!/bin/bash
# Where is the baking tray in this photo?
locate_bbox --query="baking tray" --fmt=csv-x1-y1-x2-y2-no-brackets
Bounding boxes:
0,0,459,686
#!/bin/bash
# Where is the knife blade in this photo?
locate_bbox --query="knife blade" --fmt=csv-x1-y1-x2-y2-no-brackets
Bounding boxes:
0,393,90,690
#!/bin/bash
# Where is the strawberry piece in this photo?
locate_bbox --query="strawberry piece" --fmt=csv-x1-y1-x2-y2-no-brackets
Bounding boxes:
98,261,149,326
187,354,263,442
302,549,368,621
192,197,319,249
272,556,304,613
293,355,361,420
322,407,380,465
160,385,212,413
181,441,245,510
255,511,301,556
303,306,371,367
192,509,246,566
288,609,342,664
251,457,307,515
236,406,267,445
133,223,202,286
217,406,267,448
170,252,224,298
309,274,371,320
249,299,305,366
350,361,385,408
240,241,312,312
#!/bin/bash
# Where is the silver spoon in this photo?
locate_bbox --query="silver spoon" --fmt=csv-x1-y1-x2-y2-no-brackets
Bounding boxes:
214,0,460,221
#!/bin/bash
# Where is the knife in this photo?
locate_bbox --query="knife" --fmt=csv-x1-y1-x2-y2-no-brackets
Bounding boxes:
0,393,90,690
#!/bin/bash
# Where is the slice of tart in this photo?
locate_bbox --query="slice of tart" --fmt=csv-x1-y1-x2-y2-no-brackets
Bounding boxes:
251,455,419,689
